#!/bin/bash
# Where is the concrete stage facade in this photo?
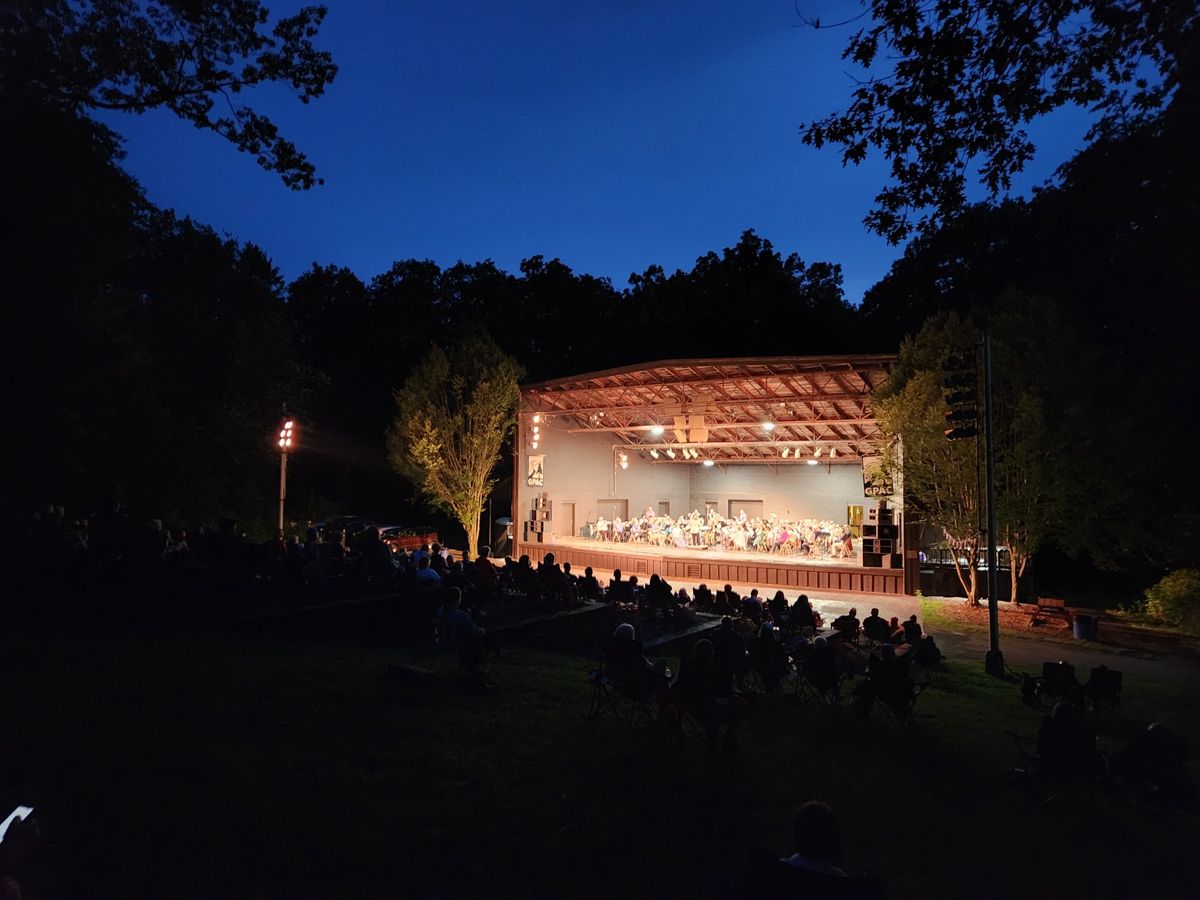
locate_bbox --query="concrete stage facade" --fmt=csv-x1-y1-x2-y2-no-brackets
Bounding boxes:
516,536,907,595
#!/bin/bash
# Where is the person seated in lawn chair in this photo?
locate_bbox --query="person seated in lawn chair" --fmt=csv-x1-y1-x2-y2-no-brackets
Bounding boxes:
1109,723,1199,812
603,623,669,701
434,588,490,687
831,608,861,643
749,623,790,693
912,633,944,667
668,638,747,754
791,594,817,633
858,643,917,721
692,583,715,612
861,608,890,643
577,566,603,601
643,573,674,618
797,636,840,701
767,590,790,628
1032,701,1103,779
901,614,923,644
745,801,886,900
711,615,750,695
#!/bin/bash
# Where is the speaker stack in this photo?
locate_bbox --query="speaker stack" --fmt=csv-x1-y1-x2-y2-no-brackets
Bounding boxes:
861,502,902,568
526,494,552,544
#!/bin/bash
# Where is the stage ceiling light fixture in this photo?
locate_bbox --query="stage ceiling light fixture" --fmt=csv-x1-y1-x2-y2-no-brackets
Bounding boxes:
649,449,659,459
814,447,823,457
806,458,819,466
781,447,790,458
703,459,715,467
650,425,665,437
762,421,775,432
666,449,676,459
830,448,838,459
532,414,541,424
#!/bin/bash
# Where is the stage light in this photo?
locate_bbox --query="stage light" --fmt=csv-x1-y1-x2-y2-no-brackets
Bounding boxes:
278,438,285,447
814,447,823,457
762,421,775,432
781,447,790,458
806,459,819,466
620,461,628,469
650,449,659,459
666,449,675,459
532,441,538,449
532,414,541,424
830,448,838,459
284,420,294,430
650,425,665,436
703,459,715,467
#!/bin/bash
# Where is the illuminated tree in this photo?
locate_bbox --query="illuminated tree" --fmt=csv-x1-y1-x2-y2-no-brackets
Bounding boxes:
387,335,521,557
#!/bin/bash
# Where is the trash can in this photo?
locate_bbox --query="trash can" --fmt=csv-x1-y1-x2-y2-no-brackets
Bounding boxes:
1072,613,1098,641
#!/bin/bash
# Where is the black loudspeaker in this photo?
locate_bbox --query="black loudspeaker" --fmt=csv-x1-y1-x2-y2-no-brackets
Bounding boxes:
862,524,878,538
878,523,898,539
890,553,903,569
862,552,883,567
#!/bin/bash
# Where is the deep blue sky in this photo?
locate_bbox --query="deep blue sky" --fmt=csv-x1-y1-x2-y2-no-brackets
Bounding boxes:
99,1,1094,304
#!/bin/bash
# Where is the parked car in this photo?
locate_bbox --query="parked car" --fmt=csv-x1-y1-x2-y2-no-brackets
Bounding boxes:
379,525,439,553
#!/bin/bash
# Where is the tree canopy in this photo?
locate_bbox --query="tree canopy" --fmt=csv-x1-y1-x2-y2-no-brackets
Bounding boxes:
1,0,337,188
801,0,1199,243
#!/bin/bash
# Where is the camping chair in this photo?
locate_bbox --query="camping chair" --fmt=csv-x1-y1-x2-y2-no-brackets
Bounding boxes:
586,653,657,726
1084,666,1122,710
1022,661,1084,711
1007,715,1106,802
793,648,843,711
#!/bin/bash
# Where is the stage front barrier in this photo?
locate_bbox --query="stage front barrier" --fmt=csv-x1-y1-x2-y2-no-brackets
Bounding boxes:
516,540,905,595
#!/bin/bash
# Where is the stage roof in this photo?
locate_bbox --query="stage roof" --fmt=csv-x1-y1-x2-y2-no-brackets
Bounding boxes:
521,355,896,464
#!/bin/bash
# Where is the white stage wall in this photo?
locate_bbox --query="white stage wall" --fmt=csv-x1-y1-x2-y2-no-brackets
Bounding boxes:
517,414,875,539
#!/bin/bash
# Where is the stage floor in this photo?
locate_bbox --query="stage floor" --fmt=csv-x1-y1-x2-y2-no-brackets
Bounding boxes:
547,535,863,568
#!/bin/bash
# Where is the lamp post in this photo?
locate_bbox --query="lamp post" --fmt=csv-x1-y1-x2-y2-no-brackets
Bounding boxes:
277,419,296,531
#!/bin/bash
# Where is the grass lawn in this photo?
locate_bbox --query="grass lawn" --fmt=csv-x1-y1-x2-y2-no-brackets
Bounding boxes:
1,624,1196,899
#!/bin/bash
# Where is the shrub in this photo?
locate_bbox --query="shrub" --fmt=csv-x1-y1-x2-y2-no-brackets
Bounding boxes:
1144,569,1200,635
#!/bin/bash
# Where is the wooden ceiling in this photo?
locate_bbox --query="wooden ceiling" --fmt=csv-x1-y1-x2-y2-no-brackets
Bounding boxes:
522,355,895,464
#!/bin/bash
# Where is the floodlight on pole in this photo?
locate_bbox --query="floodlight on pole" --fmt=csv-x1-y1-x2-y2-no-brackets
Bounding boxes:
276,418,296,531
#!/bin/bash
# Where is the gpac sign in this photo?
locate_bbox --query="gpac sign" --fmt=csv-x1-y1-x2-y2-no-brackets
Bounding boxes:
861,456,895,498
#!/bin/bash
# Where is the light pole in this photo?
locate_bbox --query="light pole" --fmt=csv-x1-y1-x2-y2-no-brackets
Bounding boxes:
277,419,296,531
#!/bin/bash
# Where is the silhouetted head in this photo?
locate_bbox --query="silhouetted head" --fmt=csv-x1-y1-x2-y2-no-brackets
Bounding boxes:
544,552,555,565
774,591,786,604
871,608,879,617
724,584,733,593
563,562,572,574
614,623,635,640
443,587,462,610
909,614,918,623
721,616,733,630
693,639,715,662
585,566,593,577
849,607,857,617
418,556,430,570
480,546,491,558
613,568,622,580
792,802,842,864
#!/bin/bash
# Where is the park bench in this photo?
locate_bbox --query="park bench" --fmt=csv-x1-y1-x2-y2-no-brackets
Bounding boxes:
1028,596,1068,626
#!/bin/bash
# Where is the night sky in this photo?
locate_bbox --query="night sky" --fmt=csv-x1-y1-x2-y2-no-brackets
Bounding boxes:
98,0,1096,303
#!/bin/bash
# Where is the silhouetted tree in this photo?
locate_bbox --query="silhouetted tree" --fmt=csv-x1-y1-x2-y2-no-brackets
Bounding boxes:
801,0,1198,242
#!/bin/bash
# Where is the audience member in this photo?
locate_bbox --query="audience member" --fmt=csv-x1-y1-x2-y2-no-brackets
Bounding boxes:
767,590,790,625
742,588,765,626
750,623,790,693
693,583,715,612
415,555,442,586
902,614,923,644
862,608,889,642
792,594,816,631
578,566,602,601
603,623,669,699
670,638,746,753
784,801,845,876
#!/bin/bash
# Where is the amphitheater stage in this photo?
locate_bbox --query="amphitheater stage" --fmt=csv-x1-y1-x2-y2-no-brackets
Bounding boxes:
515,536,907,595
